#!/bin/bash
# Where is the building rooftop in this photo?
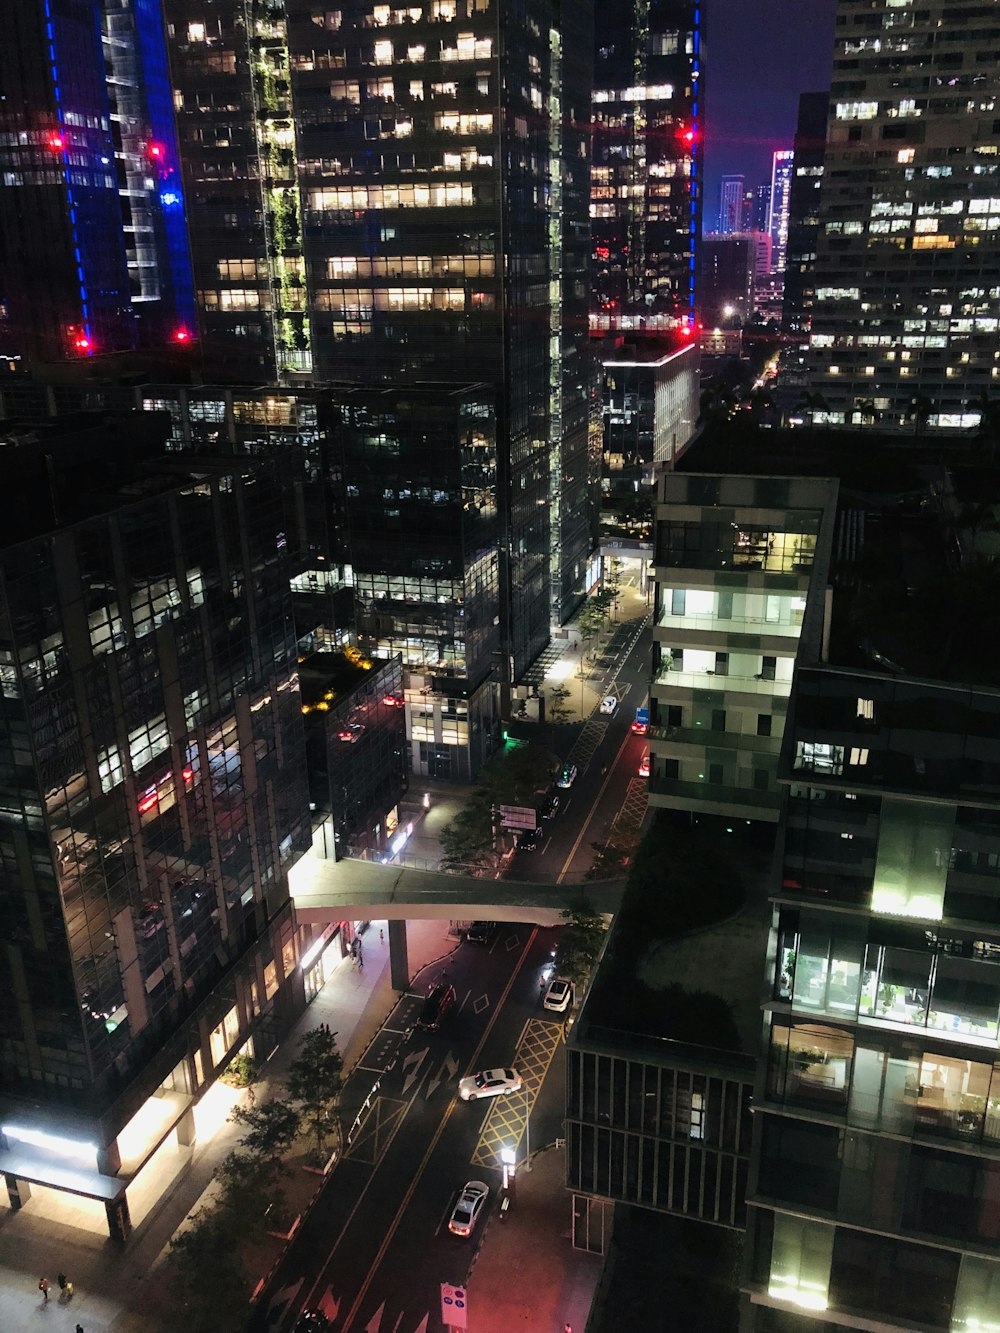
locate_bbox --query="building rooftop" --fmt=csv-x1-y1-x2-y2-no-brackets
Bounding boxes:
576,812,773,1067
673,423,1000,688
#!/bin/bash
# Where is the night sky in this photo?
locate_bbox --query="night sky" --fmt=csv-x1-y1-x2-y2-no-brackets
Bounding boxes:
702,0,839,228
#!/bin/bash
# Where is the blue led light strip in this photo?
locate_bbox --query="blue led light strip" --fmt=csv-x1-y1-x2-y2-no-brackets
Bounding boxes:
690,4,701,327
43,0,92,349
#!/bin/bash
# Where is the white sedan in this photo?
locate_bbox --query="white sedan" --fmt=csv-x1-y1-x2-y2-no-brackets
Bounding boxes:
448,1181,490,1237
599,694,618,716
458,1067,523,1102
543,978,573,1013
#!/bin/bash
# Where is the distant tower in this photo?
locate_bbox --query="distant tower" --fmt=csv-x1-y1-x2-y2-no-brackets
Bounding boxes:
719,174,745,234
753,183,772,233
769,150,795,273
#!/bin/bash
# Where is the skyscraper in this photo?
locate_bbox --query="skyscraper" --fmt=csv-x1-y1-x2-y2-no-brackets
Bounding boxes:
768,148,794,276
0,0,195,365
718,173,745,235
590,0,702,330
165,0,595,683
782,92,829,342
0,414,312,1239
806,0,1000,428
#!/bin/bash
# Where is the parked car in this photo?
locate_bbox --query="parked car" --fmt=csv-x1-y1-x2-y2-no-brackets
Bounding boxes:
448,1180,490,1237
458,1068,522,1101
543,978,573,1013
638,753,650,778
599,694,618,716
515,827,541,853
539,792,561,820
556,763,578,789
337,723,365,743
416,981,457,1030
465,921,498,945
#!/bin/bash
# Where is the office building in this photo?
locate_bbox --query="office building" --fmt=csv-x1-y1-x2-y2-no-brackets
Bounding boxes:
807,0,1000,428
0,0,195,366
649,471,838,823
0,412,312,1239
719,174,745,235
699,235,758,329
163,0,597,678
768,150,794,278
782,92,829,344
753,183,772,235
599,341,698,491
327,383,503,782
591,0,702,332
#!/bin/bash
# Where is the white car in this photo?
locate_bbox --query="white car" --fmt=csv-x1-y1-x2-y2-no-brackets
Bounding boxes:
458,1067,523,1102
543,978,573,1013
599,694,618,716
448,1180,490,1237
556,764,578,789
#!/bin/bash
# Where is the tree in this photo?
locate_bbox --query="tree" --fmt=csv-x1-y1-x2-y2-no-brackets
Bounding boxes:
168,1207,251,1333
554,905,608,986
908,393,935,439
286,1027,344,1158
854,397,880,427
744,385,775,428
968,389,1000,463
793,390,828,426
547,684,572,724
228,1097,300,1173
439,791,497,873
585,837,631,881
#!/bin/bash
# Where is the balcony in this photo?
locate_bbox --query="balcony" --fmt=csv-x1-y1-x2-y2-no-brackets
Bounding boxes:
648,725,781,756
653,666,793,699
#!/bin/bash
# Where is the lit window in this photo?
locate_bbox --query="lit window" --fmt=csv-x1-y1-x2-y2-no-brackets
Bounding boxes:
856,698,875,720
848,748,869,766
187,21,206,42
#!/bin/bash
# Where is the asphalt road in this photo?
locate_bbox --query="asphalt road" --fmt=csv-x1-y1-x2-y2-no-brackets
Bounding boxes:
252,925,565,1333
505,611,652,884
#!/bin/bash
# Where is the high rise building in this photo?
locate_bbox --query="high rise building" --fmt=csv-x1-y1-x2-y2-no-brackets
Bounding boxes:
768,149,794,277
782,92,829,343
165,0,596,683
590,0,702,330
0,0,195,365
807,0,1000,429
0,412,312,1239
753,182,772,234
699,235,758,328
719,173,745,235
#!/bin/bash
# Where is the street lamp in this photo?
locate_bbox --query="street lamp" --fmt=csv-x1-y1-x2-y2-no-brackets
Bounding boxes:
501,1144,516,1197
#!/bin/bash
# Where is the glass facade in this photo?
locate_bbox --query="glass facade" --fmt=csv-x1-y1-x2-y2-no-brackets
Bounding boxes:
806,0,1000,428
0,0,195,363
0,454,310,1118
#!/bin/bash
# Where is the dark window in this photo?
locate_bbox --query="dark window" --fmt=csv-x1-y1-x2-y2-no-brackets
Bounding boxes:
757,1117,840,1210
760,656,777,681
663,758,679,780
666,705,683,727
715,652,729,676
753,769,770,791
711,709,726,731
757,714,772,737
671,589,686,615
708,764,724,785
829,1228,959,1329
717,590,734,619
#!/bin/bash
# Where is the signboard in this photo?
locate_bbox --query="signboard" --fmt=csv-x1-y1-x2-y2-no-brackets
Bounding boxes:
499,803,537,831
635,707,649,727
440,1282,468,1330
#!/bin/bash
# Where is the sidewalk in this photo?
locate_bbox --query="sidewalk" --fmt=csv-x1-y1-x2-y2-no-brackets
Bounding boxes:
468,1145,604,1333
0,918,459,1333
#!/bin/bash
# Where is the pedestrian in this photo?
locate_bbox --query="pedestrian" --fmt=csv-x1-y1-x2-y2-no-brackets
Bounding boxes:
76,1325,84,1333
58,1273,67,1291
379,928,384,944
38,1277,49,1301
358,953,364,970
246,1085,256,1106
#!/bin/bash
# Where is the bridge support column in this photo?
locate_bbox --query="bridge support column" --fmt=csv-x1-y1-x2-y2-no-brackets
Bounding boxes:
388,918,410,991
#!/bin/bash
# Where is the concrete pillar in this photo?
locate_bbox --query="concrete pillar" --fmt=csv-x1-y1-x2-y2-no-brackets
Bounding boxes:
97,1140,121,1176
388,918,410,991
105,1193,132,1242
4,1174,30,1210
176,1107,197,1148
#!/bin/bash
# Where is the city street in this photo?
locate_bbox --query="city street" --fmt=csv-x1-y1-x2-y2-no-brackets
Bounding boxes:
251,926,565,1332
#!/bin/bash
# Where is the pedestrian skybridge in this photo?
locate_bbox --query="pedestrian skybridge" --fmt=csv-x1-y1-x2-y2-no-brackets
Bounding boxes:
289,853,626,928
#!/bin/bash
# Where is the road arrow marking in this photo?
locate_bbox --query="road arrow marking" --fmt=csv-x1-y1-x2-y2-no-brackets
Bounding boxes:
364,1300,385,1332
318,1286,340,1320
410,1316,429,1333
265,1277,302,1322
427,1052,460,1098
401,1047,428,1094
